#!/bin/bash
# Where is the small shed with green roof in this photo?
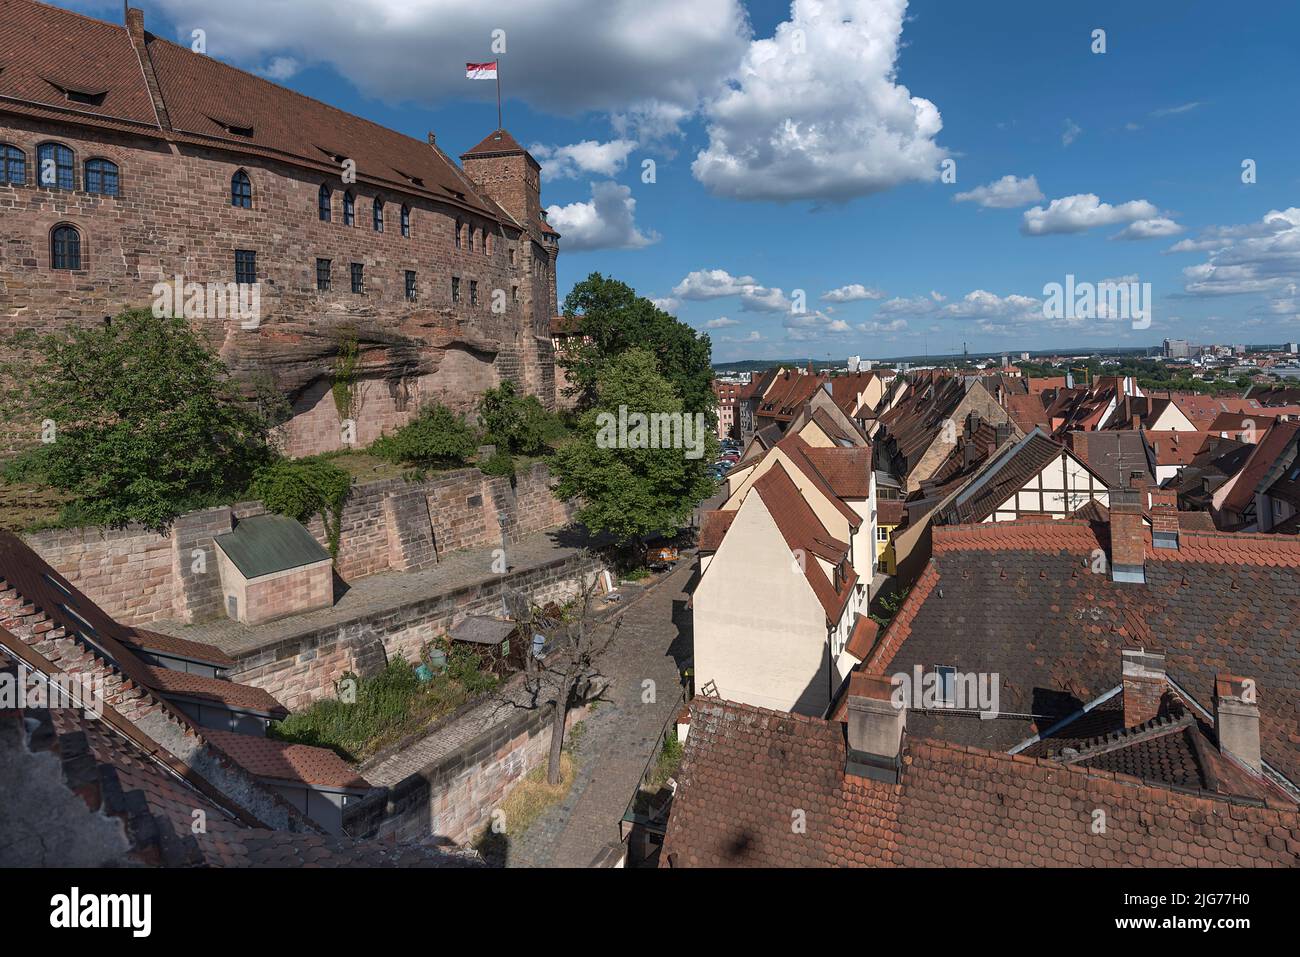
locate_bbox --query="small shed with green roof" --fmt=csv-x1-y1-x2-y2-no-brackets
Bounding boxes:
213,514,333,625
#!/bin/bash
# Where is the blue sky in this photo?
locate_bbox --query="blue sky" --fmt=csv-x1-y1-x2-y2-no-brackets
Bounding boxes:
67,0,1300,362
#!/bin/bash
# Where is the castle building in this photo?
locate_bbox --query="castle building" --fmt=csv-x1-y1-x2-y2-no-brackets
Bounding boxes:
0,1,560,456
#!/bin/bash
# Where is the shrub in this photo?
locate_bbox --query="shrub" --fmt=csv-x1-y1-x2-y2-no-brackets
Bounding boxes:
248,457,352,557
478,449,516,478
370,403,477,469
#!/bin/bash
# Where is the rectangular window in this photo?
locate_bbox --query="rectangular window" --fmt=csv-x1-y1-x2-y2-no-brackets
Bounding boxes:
235,249,256,286
508,247,515,266
405,270,417,302
469,280,478,306
511,285,519,304
316,258,331,292
350,262,364,295
451,276,461,303
454,221,461,249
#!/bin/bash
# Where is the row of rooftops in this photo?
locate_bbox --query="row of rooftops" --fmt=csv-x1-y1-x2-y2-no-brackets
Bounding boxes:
664,509,1300,866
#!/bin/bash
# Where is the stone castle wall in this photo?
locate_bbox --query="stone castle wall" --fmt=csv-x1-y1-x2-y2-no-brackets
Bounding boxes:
23,462,575,626
0,111,558,454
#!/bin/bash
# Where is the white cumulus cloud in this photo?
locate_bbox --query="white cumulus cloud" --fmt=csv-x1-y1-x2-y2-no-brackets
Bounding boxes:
705,316,740,329
530,139,637,180
691,0,946,202
672,269,759,300
954,174,1044,209
822,283,886,302
1021,194,1161,236
546,181,659,251
1112,217,1184,241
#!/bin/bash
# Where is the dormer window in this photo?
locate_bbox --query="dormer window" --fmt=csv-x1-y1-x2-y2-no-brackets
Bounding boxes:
230,170,252,208
935,665,957,707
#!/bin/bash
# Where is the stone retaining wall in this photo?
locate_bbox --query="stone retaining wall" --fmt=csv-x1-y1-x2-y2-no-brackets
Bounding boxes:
226,552,605,711
343,694,588,849
23,461,574,626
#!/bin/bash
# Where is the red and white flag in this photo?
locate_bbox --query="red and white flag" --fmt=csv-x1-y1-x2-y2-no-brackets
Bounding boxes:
466,61,498,80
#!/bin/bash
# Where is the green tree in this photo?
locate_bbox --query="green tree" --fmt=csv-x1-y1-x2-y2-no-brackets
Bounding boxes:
0,309,272,529
478,379,563,456
551,348,717,551
558,273,715,418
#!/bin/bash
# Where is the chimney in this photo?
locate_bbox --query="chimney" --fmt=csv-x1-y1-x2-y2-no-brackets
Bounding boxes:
1121,649,1166,726
1149,488,1179,550
125,6,143,35
427,132,437,146
843,673,905,784
1214,674,1262,771
1109,487,1146,583
1131,412,1141,431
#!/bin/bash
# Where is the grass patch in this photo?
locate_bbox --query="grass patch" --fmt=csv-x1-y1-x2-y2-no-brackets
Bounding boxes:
647,729,684,790
270,648,499,762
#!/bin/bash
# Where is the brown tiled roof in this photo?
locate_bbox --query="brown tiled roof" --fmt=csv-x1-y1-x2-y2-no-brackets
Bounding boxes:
843,614,878,660
757,371,827,423
0,0,505,221
860,517,1300,790
1003,393,1050,433
203,729,370,791
660,697,1300,867
877,499,905,526
124,628,237,668
1222,420,1300,515
461,128,529,158
803,446,873,498
752,464,856,621
808,406,859,446
771,433,862,527
145,666,288,718
1146,430,1211,467
698,510,737,553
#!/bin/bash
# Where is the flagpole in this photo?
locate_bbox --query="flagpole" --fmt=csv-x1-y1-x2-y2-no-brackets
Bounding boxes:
496,64,502,130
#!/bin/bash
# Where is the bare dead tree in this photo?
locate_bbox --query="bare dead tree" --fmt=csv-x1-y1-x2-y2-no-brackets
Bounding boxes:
505,573,621,785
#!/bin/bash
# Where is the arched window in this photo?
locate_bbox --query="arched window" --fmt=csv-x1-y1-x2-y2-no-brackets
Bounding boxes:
454,219,462,249
50,224,81,270
343,191,355,226
373,197,384,232
467,225,475,251
231,170,252,208
400,204,410,238
318,183,332,222
84,158,119,196
1,144,26,185
36,142,74,190
484,230,491,255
